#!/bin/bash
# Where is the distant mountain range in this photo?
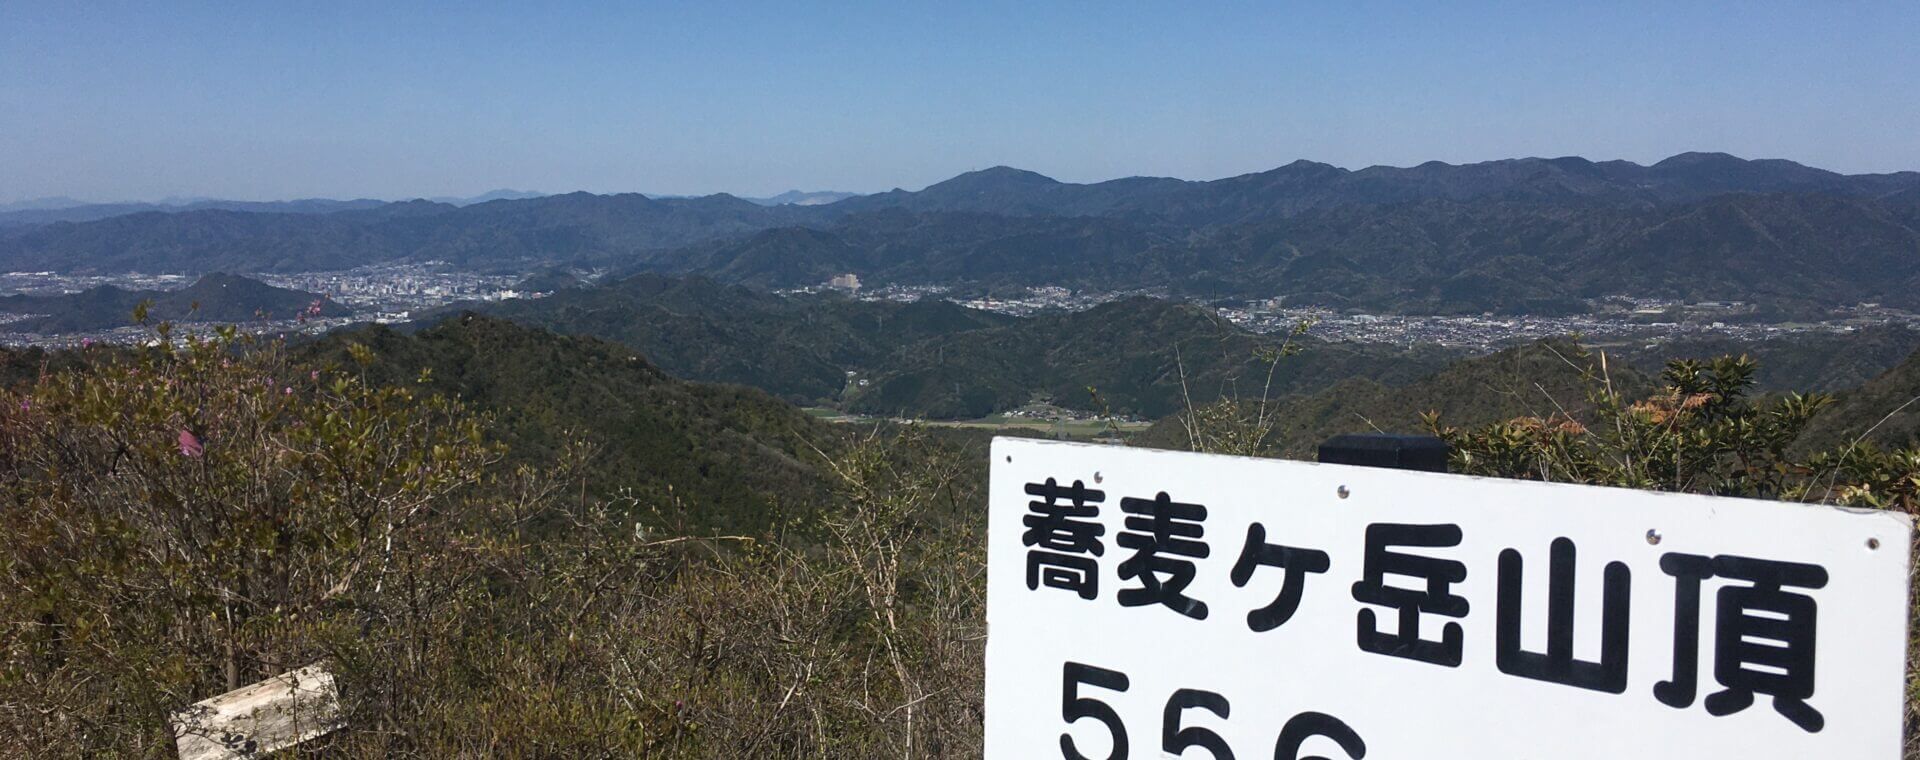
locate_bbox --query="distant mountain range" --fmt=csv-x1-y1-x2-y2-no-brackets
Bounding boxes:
0,197,95,213
5,153,1918,313
0,192,820,273
0,190,548,228
646,190,861,206
0,272,346,333
0,198,392,227
833,153,1920,220
424,189,548,206
744,190,861,206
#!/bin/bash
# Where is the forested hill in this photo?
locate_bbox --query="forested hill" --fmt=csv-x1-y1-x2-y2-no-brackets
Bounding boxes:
843,297,1457,418
1795,345,1920,452
1133,339,1655,458
0,198,389,228
0,273,348,333
644,193,1920,313
448,274,1015,402
6,153,1919,313
1127,334,1920,462
1616,325,1920,393
0,192,825,274
634,209,1172,289
831,153,1920,222
440,274,1459,418
299,314,840,533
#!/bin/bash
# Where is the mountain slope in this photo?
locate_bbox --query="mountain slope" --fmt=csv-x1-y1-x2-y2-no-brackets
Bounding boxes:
746,190,861,206
447,274,1015,402
448,276,1459,419
1796,347,1920,452
7,154,1918,313
0,273,348,333
0,198,389,228
1134,339,1654,458
650,192,1920,312
642,209,1171,287
1615,325,1920,393
845,297,1460,418
0,192,829,274
1148,193,1920,311
301,314,840,532
832,153,1920,226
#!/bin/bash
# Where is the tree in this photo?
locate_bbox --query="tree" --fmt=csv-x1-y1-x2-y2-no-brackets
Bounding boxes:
0,326,500,753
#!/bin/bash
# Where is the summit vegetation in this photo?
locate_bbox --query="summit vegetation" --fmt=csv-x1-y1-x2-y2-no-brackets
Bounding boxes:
1,306,1918,756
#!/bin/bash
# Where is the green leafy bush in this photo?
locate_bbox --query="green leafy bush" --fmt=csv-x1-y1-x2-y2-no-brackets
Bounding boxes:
1427,353,1919,510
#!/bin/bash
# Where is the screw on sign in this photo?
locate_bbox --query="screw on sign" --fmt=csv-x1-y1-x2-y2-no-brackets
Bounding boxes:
985,438,1912,759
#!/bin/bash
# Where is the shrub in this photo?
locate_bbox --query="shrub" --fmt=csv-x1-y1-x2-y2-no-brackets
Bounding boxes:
1427,351,1920,757
0,328,986,757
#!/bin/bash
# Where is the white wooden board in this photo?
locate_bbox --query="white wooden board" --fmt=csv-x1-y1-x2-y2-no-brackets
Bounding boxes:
172,663,343,760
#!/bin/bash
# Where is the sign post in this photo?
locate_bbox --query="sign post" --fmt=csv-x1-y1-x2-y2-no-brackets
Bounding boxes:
985,437,1912,758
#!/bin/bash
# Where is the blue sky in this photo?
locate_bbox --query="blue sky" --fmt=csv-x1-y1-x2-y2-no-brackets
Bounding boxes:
3,1,1916,201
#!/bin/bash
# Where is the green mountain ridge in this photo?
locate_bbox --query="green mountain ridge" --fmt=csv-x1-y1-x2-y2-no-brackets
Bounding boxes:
434,274,1015,403
845,296,1459,418
1614,325,1920,393
439,276,1460,419
648,193,1920,313
5,154,1918,315
1134,338,1654,457
300,313,839,533
1796,346,1920,452
0,272,348,333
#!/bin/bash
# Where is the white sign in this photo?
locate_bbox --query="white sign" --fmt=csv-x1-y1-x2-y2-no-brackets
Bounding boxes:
985,438,1912,759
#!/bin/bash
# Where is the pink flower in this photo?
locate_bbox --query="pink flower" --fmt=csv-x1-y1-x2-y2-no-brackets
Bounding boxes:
310,370,320,381
283,387,293,395
81,338,94,348
178,429,203,457
18,399,29,411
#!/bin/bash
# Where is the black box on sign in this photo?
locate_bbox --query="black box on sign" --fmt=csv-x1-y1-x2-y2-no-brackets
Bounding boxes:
1317,434,1449,473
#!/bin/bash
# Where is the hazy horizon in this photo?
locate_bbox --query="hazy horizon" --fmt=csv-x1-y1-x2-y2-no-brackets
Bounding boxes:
5,2,1919,203
10,150,1920,207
